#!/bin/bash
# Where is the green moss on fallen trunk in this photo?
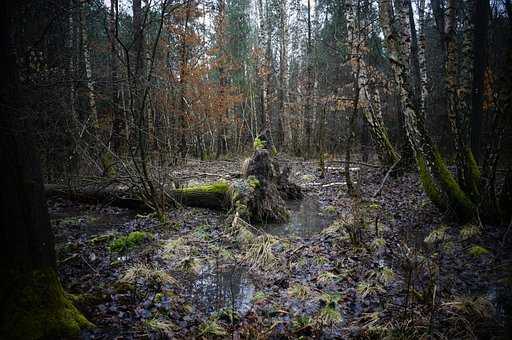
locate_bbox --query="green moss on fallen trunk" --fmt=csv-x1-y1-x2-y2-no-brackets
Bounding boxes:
174,181,231,209
1,268,94,339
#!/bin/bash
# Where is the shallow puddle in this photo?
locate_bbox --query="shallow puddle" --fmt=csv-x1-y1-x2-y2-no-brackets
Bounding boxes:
186,263,255,315
263,197,335,237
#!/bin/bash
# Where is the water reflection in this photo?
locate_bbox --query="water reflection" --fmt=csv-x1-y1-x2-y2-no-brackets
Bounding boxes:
263,197,334,237
188,263,255,315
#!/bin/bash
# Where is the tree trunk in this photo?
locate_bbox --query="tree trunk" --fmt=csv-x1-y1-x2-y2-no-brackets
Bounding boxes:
79,0,98,135
378,0,476,220
470,0,489,163
278,0,289,149
0,2,92,337
346,0,399,167
109,0,124,156
304,0,313,157
417,0,428,119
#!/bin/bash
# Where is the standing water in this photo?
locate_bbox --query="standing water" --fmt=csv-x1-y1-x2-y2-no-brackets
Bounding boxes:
263,197,335,237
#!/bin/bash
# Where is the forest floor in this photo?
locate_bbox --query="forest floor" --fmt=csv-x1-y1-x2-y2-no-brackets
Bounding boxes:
50,157,512,339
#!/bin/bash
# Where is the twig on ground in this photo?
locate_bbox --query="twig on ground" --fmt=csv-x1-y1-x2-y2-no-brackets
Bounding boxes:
372,158,401,197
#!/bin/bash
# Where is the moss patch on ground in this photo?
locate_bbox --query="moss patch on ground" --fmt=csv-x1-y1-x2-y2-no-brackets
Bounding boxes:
109,231,151,252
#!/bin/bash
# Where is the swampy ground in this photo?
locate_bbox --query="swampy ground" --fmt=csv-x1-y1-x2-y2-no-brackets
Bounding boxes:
51,158,512,339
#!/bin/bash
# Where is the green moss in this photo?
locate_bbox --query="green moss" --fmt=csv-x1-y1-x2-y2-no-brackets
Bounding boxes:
416,154,445,210
247,175,260,189
100,151,117,178
179,181,230,195
271,145,278,156
109,231,151,252
253,137,266,150
433,149,475,220
468,244,491,257
1,268,94,339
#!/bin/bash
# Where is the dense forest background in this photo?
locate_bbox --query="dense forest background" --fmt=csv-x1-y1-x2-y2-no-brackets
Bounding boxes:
21,0,509,176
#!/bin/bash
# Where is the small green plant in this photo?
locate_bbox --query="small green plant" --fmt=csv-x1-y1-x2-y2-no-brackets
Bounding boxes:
193,224,210,240
424,225,449,245
459,224,480,240
252,291,267,304
198,319,227,337
468,244,490,257
109,231,150,252
247,175,260,189
317,271,339,285
292,315,315,333
253,137,266,150
379,266,395,284
317,293,342,325
215,307,240,323
288,284,311,300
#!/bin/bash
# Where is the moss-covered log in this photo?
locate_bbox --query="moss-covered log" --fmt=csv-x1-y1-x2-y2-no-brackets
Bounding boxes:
44,182,232,211
173,182,232,210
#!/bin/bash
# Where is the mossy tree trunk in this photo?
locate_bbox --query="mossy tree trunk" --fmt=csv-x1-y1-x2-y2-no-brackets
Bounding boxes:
1,2,93,337
378,0,477,221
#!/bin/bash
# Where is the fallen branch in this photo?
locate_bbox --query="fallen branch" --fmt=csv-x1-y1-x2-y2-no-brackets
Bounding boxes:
372,158,401,197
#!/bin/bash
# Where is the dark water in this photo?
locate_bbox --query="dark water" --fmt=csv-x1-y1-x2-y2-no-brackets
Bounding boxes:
263,197,335,237
187,263,255,315
186,197,334,315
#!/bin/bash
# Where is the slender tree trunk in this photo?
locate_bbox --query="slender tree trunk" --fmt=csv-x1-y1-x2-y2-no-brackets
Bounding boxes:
109,0,124,155
79,0,98,135
417,0,428,118
278,0,289,149
407,0,421,111
470,0,489,162
304,0,313,157
257,0,269,130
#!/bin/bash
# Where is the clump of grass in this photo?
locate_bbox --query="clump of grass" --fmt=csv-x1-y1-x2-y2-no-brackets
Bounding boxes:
109,231,151,252
145,318,178,334
253,137,266,150
292,315,315,334
177,256,202,274
198,319,227,337
244,234,278,270
252,291,267,304
379,266,395,284
317,293,342,325
424,225,449,245
162,237,191,260
317,271,339,285
459,224,481,240
120,264,176,288
356,281,385,299
441,295,495,337
468,244,490,257
288,284,311,300
371,237,386,249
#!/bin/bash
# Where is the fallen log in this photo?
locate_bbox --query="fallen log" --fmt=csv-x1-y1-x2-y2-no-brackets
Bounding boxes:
45,182,231,211
46,133,303,224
